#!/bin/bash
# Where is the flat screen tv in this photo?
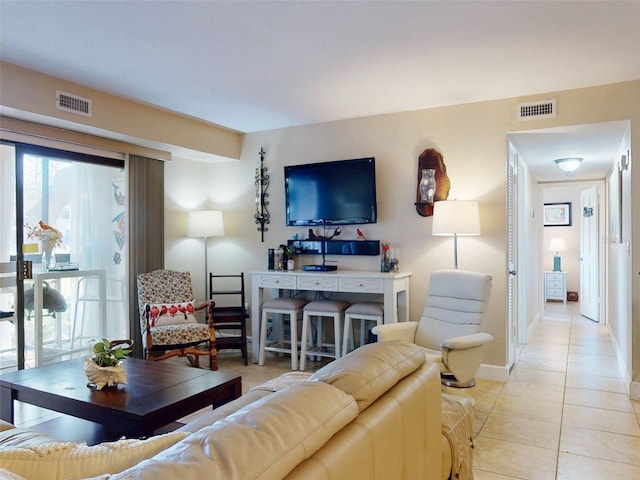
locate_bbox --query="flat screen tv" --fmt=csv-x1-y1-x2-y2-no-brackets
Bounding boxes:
285,157,377,226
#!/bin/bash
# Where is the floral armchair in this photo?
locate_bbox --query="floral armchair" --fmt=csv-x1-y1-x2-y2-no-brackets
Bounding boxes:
136,269,217,370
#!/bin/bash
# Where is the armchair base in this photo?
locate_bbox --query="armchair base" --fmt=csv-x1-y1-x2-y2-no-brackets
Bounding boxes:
441,373,475,388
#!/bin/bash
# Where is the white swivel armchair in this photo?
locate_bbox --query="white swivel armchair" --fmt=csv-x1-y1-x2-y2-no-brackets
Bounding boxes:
373,269,493,387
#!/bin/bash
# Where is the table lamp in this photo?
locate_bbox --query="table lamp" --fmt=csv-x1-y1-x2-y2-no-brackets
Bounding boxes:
432,200,480,269
188,210,225,298
548,236,567,272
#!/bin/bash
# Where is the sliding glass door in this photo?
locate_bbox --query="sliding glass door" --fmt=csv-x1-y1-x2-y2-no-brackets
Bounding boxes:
0,141,127,370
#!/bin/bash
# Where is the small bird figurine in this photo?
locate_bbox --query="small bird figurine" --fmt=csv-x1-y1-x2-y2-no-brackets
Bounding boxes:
357,228,366,240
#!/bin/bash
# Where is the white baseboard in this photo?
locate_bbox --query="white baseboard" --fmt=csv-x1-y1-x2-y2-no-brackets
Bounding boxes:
608,327,638,400
477,363,509,383
526,313,540,342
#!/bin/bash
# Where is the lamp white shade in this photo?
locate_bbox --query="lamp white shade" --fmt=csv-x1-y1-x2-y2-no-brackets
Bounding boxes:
432,201,481,236
188,210,225,238
548,236,567,253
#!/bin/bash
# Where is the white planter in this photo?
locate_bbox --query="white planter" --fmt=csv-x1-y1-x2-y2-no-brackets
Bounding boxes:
84,358,127,390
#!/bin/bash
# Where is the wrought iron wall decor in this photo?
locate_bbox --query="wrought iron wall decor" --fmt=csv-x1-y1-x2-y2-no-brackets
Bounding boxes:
254,147,270,242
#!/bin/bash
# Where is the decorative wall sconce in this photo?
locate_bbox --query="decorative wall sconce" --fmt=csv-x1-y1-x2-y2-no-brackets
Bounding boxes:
419,169,436,204
415,148,451,217
254,147,270,242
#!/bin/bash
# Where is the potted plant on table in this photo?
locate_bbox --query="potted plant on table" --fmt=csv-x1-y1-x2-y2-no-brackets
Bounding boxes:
84,339,133,390
284,245,296,270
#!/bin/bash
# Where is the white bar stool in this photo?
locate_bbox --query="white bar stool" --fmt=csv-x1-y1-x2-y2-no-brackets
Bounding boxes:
342,302,384,356
299,299,350,371
258,297,309,370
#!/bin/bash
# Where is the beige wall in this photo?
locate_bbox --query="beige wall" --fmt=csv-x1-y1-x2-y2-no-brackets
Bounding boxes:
0,61,243,162
165,80,639,383
1,60,637,388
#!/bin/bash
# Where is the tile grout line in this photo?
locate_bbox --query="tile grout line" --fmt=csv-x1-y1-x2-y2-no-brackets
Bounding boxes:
554,302,575,479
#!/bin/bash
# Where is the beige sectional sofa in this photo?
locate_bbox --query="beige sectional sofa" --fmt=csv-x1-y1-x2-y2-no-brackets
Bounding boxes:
0,341,474,480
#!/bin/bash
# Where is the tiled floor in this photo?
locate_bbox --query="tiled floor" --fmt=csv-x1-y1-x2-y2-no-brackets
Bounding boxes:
472,301,640,479
11,301,640,479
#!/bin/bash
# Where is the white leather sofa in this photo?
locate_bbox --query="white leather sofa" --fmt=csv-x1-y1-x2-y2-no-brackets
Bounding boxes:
0,341,474,480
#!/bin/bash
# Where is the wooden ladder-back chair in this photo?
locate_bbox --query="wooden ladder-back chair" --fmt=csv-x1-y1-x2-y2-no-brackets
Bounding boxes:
209,273,249,365
136,269,217,370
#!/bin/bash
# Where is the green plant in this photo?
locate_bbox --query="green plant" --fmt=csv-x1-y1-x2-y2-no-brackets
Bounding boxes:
90,338,132,367
284,246,296,258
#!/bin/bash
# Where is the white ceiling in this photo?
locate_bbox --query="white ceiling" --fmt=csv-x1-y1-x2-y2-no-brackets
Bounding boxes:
0,1,637,179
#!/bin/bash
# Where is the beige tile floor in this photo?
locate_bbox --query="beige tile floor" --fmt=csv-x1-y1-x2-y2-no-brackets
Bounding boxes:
472,301,640,480
12,301,640,480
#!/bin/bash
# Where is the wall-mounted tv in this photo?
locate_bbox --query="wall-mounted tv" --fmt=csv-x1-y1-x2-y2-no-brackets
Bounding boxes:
285,157,377,226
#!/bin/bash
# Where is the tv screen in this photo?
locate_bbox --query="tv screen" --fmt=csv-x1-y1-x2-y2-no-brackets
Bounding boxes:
285,157,377,226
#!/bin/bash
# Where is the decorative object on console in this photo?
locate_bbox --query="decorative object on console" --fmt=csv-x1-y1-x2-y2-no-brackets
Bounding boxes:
284,245,296,270
415,148,451,217
254,147,270,242
308,226,342,240
267,248,275,270
188,210,225,299
432,200,480,269
389,248,400,273
380,243,391,272
548,236,567,272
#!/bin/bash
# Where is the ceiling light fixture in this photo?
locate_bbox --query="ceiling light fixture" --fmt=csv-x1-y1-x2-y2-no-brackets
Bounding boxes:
554,157,583,172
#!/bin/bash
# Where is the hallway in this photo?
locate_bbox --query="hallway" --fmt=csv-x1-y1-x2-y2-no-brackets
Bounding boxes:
471,301,640,479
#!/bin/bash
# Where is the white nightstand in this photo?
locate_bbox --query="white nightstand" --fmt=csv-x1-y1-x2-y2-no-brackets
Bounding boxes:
544,271,567,304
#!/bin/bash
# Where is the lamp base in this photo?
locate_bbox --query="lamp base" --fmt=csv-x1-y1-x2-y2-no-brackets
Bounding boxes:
553,255,562,272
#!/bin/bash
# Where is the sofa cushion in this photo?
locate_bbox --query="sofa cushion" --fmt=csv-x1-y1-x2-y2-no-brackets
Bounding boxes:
0,427,60,448
0,467,25,480
0,419,15,432
308,340,425,411
108,381,358,480
0,431,188,480
178,372,313,434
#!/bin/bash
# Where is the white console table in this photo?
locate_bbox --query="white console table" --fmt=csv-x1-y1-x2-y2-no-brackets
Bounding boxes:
250,270,411,363
32,269,106,366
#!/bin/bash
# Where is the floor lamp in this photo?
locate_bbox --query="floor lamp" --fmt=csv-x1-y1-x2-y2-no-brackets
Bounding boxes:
188,210,225,299
432,200,480,269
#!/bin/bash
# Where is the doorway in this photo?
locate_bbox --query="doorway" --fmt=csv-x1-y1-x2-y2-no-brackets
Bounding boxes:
0,141,127,371
506,120,629,366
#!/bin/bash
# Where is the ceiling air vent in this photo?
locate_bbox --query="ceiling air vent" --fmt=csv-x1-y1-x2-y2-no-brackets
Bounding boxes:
56,90,92,117
517,99,556,120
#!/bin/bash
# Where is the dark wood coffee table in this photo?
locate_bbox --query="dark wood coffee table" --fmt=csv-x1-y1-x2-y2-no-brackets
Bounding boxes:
0,357,241,443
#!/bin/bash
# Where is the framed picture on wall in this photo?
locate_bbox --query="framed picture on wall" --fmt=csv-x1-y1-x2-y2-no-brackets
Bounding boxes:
543,202,572,227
